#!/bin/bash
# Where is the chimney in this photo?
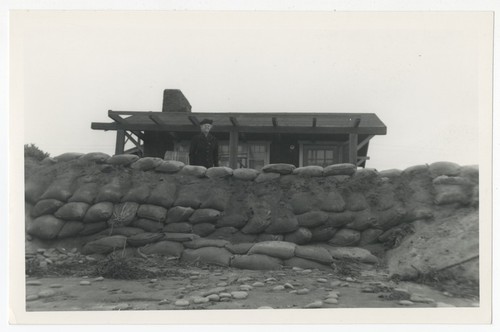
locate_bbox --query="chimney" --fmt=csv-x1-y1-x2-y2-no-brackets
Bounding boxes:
162,89,192,113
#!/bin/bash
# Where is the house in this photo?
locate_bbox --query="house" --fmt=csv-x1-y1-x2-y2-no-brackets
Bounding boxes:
91,90,387,169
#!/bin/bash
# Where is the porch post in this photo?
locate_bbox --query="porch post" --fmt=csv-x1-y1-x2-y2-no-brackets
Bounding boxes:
348,133,358,165
115,129,125,155
229,128,239,169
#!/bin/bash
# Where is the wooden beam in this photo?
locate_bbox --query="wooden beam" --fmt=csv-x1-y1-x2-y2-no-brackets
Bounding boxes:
272,117,278,128
357,135,374,151
229,129,239,169
131,131,145,140
124,131,142,149
188,115,200,126
115,129,125,155
348,133,358,165
352,118,361,128
108,110,128,124
312,117,317,128
149,115,179,140
356,156,370,166
92,122,387,135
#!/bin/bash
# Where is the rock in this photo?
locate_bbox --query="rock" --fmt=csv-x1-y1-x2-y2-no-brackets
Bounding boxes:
398,300,414,306
79,281,91,286
49,284,63,288
436,302,456,307
113,303,132,310
296,288,310,295
284,283,294,289
239,285,253,291
305,300,323,308
327,291,339,298
219,292,232,298
231,291,248,299
252,282,265,287
26,294,39,301
257,306,274,309
158,299,170,305
330,280,342,288
93,277,104,282
410,294,435,303
175,299,190,307
38,289,56,298
273,285,285,291
316,278,328,283
192,296,209,304
27,280,42,286
201,287,226,297
217,282,228,287
207,294,220,302
361,287,375,293
324,298,338,304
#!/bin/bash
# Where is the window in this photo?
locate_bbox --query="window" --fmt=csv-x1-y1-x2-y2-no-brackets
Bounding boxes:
219,142,269,170
300,142,344,167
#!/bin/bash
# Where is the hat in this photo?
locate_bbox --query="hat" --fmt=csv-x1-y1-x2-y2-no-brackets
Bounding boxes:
199,119,213,125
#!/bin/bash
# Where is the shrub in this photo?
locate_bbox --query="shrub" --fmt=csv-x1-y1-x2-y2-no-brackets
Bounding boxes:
24,144,50,161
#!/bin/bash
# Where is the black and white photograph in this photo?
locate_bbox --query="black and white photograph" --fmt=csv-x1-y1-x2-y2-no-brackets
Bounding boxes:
4,3,497,328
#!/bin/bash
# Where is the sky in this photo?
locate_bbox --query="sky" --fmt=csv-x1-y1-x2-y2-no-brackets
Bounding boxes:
12,11,493,171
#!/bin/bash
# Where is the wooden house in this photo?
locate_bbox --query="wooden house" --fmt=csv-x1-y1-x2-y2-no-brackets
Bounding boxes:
91,90,387,169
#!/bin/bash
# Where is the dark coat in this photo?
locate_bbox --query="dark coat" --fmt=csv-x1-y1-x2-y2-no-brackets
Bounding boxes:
189,133,219,168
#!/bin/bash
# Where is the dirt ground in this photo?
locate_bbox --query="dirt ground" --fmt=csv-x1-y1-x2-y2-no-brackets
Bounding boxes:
25,257,479,311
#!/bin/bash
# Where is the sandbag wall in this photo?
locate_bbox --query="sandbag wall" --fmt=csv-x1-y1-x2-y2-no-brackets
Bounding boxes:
24,152,479,271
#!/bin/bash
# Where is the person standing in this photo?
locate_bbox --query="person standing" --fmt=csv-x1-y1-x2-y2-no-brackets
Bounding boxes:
189,119,219,168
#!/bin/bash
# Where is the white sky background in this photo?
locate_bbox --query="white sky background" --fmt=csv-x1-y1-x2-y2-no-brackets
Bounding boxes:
15,11,490,171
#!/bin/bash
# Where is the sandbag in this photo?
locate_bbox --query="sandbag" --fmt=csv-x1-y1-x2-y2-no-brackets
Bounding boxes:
40,176,76,202
405,207,434,222
122,184,151,203
31,199,65,218
309,225,337,243
328,229,361,246
107,226,144,237
372,185,397,211
247,241,296,259
147,181,176,208
429,161,461,178
25,180,49,204
183,238,229,249
84,202,114,223
241,200,272,234
264,207,299,234
283,257,332,271
82,235,127,255
228,232,257,244
345,210,377,231
179,165,207,177
106,154,140,166
165,206,194,223
192,223,216,237
283,227,312,245
155,160,185,173
326,211,354,228
294,245,333,264
207,226,239,239
230,254,283,270
434,185,470,205
225,242,253,255
27,215,65,240
57,221,85,238
402,164,429,176
378,169,402,180
200,188,230,211
297,211,328,228
127,232,164,247
373,207,407,230
323,163,356,176
205,167,233,179
95,177,128,203
322,246,379,264
181,247,232,267
262,163,295,175
359,228,384,245
163,222,192,233
320,191,346,212
345,192,369,211
79,221,108,236
232,168,259,181
254,172,280,183
131,218,164,232
54,152,84,162
163,232,200,242
140,240,184,257
79,152,110,164
174,183,206,208
290,192,316,215
216,214,247,228
459,165,479,184
54,202,90,221
352,168,379,181
137,204,167,222
108,202,139,227
130,157,163,171
68,183,99,204
432,175,470,186
292,166,324,177
256,234,284,242
189,209,221,224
